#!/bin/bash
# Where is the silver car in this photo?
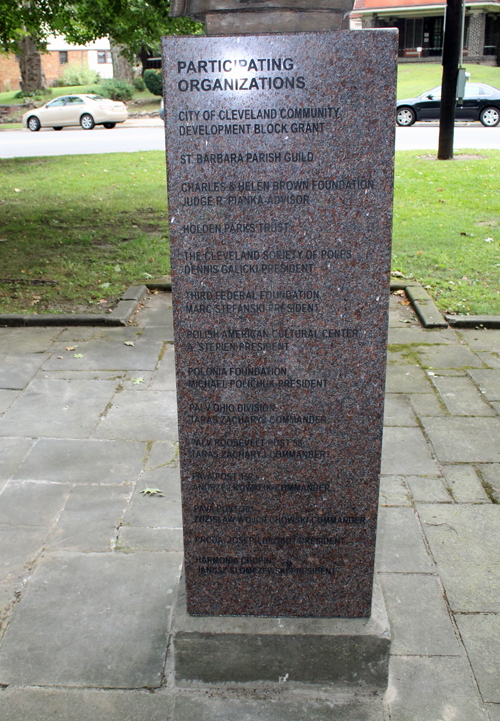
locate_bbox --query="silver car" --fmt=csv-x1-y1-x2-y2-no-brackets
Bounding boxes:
22,94,128,131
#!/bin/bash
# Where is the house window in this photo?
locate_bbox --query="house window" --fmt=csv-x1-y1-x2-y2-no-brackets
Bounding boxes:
485,15,500,55
98,50,112,63
59,51,68,64
405,18,424,49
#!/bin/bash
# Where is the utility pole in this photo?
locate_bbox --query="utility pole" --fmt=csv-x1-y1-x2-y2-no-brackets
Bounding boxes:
437,0,463,160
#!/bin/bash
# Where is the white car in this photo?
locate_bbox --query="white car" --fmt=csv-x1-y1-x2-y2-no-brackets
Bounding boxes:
22,94,128,131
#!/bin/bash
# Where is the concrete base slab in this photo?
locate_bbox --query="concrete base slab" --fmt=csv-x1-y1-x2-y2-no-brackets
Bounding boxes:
0,687,173,721
388,328,455,345
456,329,500,352
43,339,164,372
0,327,61,353
172,576,391,689
0,551,182,688
379,476,412,507
383,396,418,426
151,345,176,391
379,574,461,656
0,437,35,481
45,485,130,552
468,369,500,401
375,508,434,573
0,379,116,439
456,614,500,702
406,476,451,503
0,525,48,585
14,438,145,485
381,427,438,476
386,656,489,721
117,526,183,552
487,706,500,721
409,393,447,417
442,465,490,503
385,365,431,394
423,417,500,463
95,390,178,441
0,480,70,527
418,344,483,369
0,353,49,389
432,376,495,416
173,693,384,721
477,463,500,501
417,504,500,612
0,389,20,413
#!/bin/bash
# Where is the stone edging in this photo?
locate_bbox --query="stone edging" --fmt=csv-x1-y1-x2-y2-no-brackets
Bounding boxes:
0,279,497,329
445,314,500,329
391,280,500,330
390,280,448,329
0,285,156,327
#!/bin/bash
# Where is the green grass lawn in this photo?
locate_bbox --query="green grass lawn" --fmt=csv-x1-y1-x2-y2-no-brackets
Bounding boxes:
396,63,500,99
0,86,99,105
1,149,499,316
393,150,500,315
0,152,170,315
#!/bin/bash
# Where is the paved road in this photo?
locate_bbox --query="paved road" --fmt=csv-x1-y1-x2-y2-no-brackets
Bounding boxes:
396,122,500,151
1,120,499,157
0,122,166,158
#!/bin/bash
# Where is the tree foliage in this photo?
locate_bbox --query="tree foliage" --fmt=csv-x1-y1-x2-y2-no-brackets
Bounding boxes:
67,1,203,62
144,68,163,95
0,0,63,52
0,0,203,57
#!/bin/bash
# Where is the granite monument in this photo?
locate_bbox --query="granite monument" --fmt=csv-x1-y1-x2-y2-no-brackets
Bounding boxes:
163,30,397,619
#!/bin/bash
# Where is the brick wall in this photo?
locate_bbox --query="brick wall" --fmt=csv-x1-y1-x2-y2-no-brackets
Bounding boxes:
0,49,91,92
42,50,87,86
0,53,21,92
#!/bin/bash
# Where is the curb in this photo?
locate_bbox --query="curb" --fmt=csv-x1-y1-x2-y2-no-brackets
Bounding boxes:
0,284,153,328
391,280,500,330
1,280,497,330
390,280,448,329
445,314,500,329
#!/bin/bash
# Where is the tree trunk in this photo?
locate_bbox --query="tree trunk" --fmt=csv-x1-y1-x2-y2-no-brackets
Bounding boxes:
438,0,463,160
18,35,47,94
110,40,135,83
139,46,149,77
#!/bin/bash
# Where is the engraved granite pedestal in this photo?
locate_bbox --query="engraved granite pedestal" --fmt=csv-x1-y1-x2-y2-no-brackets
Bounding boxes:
162,28,397,686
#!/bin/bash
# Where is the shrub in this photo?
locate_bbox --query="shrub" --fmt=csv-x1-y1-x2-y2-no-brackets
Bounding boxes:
143,69,163,96
15,88,52,101
61,64,100,86
134,76,146,91
98,79,134,102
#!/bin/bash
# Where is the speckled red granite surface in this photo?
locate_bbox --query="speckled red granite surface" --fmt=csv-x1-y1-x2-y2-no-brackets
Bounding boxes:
162,31,397,617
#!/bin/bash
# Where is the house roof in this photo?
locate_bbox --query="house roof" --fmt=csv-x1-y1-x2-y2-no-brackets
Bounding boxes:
353,0,500,11
46,35,110,51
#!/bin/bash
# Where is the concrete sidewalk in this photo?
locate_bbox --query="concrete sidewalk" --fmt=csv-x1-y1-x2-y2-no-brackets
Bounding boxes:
0,291,499,721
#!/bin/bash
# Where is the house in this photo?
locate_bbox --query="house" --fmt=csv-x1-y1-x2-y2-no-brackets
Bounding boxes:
350,0,500,62
0,36,113,93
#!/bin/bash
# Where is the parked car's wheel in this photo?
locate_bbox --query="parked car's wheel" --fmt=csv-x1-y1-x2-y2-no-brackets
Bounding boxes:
396,107,416,127
27,116,41,132
103,122,116,129
53,126,63,131
80,113,95,130
479,106,500,127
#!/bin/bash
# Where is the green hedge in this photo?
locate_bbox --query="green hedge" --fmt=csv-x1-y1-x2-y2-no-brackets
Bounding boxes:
144,69,163,96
